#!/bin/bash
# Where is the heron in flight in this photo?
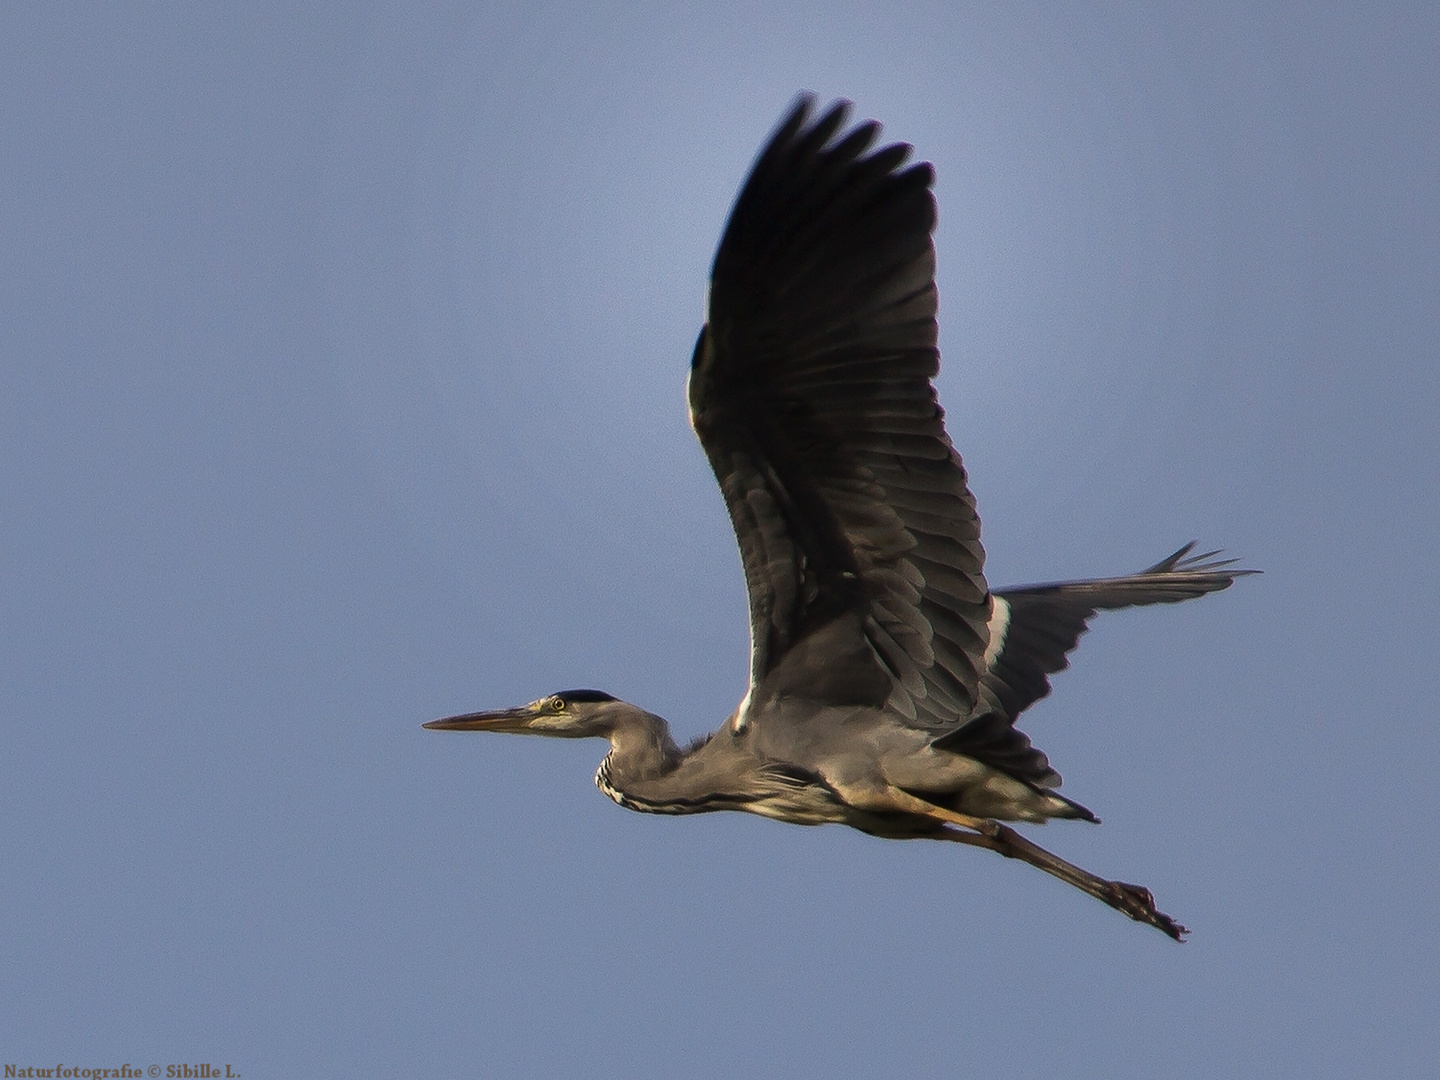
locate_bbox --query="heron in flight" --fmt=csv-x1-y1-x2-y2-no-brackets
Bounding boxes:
426,96,1254,939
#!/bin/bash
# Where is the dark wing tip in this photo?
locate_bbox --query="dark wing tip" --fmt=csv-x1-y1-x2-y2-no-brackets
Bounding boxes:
712,94,922,270
1141,541,1262,579
770,91,833,154
704,96,934,379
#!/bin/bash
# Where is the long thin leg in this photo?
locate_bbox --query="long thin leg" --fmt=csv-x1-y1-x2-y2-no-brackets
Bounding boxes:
937,822,1187,940
879,787,1188,940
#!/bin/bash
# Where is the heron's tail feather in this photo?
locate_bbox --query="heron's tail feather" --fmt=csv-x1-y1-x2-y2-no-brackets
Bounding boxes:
922,713,1100,821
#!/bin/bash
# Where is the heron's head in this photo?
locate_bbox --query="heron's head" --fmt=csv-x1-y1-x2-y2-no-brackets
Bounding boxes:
423,690,625,739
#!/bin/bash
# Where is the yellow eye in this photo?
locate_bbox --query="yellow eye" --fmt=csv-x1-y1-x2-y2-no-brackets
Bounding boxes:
550,696,566,711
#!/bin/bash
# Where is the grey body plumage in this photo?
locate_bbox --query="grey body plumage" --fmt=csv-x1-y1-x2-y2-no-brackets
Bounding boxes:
426,97,1256,939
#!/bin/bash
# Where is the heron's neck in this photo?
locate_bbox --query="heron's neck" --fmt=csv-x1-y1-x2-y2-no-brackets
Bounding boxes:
603,709,685,784
597,710,726,815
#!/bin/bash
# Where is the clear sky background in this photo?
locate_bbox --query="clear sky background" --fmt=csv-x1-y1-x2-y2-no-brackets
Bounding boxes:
4,3,1437,1077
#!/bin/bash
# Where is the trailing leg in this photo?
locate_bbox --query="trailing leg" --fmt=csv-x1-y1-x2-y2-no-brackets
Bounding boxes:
938,820,1187,940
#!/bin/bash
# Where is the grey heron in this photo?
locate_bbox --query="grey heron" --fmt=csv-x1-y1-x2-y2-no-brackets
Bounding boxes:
426,96,1255,940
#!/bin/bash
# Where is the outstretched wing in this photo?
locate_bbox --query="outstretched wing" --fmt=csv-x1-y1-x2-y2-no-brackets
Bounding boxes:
931,544,1256,793
688,96,990,728
981,543,1258,721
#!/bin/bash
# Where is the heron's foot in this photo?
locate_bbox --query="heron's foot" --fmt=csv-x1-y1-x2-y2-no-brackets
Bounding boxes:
1105,880,1188,941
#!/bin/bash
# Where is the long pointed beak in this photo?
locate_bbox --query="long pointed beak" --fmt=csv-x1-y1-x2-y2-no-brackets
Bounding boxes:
423,705,536,732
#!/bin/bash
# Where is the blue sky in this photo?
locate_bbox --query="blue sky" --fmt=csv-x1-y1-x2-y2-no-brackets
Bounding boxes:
4,3,1437,1076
